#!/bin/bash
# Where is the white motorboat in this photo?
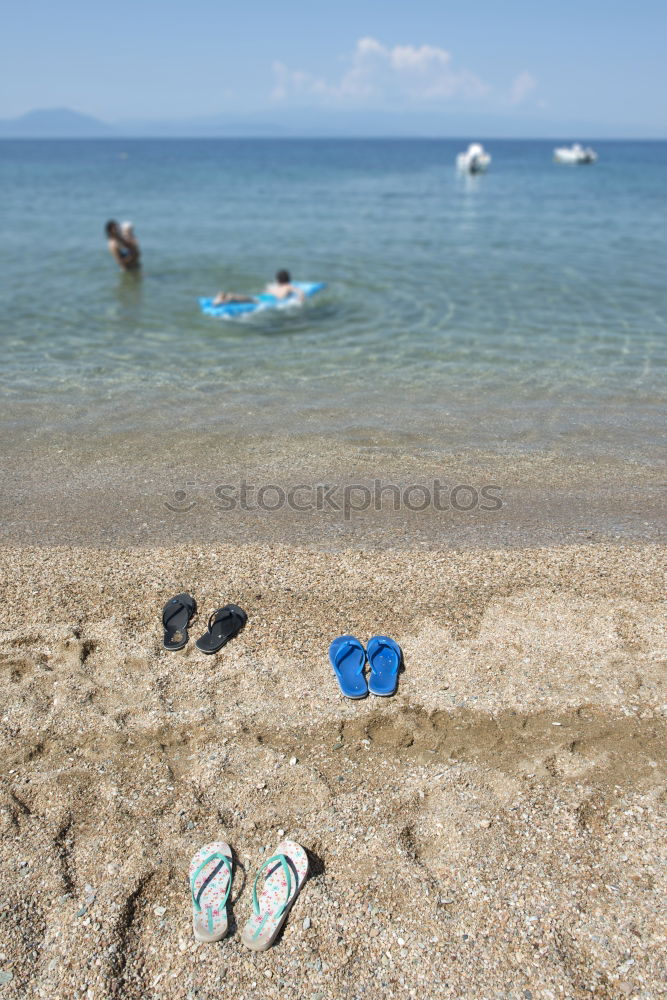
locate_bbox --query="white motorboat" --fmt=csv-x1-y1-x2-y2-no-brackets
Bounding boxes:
553,143,598,165
456,142,491,173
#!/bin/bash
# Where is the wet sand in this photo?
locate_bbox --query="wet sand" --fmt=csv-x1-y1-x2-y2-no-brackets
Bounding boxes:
1,429,664,548
0,542,665,999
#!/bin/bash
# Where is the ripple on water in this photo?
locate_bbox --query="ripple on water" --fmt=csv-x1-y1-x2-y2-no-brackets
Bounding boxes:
0,138,665,460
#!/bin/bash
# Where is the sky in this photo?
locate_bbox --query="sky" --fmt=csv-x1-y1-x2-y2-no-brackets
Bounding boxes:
1,0,665,133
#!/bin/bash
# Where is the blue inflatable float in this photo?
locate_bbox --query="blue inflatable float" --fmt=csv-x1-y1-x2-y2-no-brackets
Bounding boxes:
199,281,326,318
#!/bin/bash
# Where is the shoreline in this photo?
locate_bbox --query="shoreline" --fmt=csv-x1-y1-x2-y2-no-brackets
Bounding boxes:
1,540,664,998
2,431,664,549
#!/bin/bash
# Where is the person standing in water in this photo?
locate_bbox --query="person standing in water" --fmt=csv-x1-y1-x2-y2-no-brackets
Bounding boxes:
105,219,141,271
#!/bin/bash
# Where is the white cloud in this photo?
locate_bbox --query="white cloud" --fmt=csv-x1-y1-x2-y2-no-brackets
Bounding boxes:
509,71,537,105
271,62,330,102
271,37,490,105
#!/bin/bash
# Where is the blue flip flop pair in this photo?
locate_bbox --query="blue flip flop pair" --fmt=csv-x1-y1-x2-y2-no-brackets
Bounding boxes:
328,635,402,699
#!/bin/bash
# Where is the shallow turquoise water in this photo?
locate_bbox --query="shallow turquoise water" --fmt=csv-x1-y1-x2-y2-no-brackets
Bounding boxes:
1,139,665,460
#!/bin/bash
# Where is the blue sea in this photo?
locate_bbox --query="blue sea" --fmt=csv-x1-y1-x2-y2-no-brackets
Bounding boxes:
0,139,665,544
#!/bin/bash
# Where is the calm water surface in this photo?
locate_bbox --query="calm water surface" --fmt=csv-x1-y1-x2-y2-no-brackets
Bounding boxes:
1,139,665,461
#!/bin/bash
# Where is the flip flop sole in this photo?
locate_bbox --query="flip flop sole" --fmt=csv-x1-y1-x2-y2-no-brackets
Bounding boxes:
328,635,367,699
368,683,398,696
195,604,247,654
241,840,309,952
164,631,188,651
189,841,233,942
163,593,196,651
367,635,402,697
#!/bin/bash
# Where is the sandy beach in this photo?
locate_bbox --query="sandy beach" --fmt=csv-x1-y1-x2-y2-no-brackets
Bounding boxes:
0,541,664,999
3,13,667,999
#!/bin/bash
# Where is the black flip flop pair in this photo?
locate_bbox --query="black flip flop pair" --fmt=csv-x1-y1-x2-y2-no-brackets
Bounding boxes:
162,593,247,654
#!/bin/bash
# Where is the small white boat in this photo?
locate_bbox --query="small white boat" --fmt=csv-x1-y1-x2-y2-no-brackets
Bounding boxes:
456,142,491,173
553,143,598,165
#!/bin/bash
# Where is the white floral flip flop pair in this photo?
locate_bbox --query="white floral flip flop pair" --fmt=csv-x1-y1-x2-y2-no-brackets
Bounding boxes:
188,839,309,951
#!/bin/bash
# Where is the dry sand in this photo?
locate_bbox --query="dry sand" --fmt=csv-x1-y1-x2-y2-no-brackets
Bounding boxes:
0,542,665,999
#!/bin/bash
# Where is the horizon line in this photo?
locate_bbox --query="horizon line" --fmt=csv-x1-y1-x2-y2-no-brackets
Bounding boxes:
0,134,665,141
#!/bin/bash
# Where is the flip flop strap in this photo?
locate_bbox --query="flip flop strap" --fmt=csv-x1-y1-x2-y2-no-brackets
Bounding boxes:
333,639,362,667
207,608,234,632
252,853,292,919
190,852,233,914
163,597,193,628
370,638,398,659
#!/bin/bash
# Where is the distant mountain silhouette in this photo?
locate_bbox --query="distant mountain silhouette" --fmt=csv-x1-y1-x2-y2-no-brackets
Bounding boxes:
113,113,289,137
0,108,113,137
0,106,662,140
